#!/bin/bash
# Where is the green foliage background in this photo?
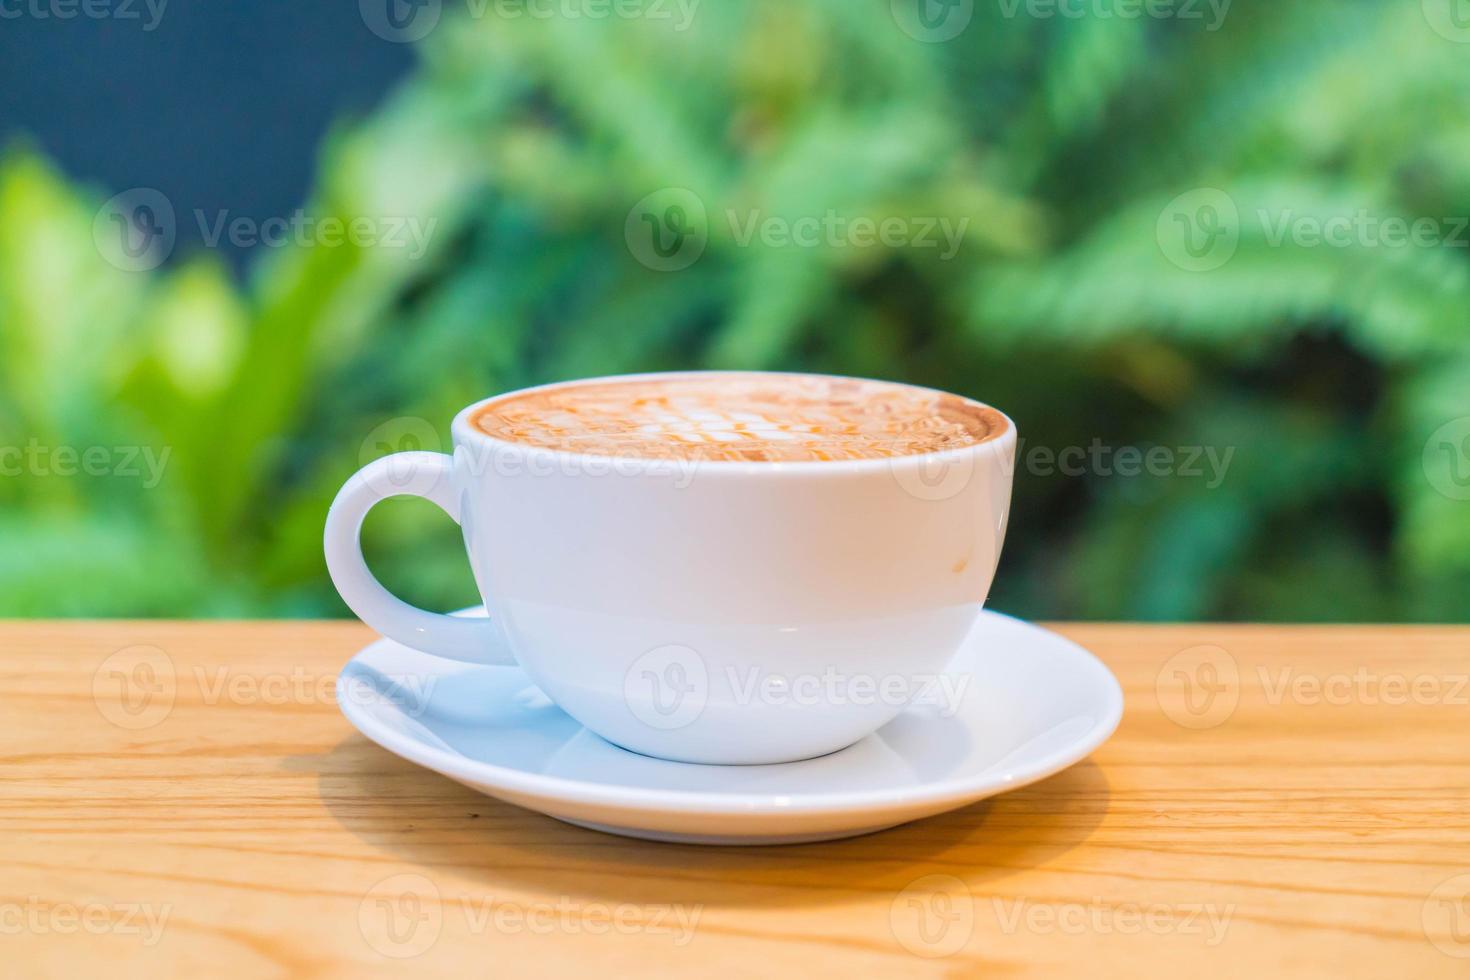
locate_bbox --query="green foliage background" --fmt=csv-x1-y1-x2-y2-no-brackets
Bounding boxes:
1,0,1468,621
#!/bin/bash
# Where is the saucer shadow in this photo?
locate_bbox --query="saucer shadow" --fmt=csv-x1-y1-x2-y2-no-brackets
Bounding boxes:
299,734,1112,910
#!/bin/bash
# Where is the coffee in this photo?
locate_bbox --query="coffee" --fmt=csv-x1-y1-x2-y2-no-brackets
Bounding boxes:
471,373,1004,462
331,370,1018,763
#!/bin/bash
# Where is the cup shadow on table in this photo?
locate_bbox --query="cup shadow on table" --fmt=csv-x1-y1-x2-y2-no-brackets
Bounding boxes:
301,734,1112,911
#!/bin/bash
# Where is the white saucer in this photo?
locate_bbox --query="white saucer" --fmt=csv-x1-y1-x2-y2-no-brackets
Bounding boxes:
337,608,1123,845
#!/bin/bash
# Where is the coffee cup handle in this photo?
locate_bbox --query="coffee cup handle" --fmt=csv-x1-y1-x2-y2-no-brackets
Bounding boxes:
324,451,514,666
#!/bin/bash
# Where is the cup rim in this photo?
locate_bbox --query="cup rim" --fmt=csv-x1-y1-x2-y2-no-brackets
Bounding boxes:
450,370,1016,476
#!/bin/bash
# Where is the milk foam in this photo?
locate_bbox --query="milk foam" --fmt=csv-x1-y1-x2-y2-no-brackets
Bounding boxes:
472,374,1002,462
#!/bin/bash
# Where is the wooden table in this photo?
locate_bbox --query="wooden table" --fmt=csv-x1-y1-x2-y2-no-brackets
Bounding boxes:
5,622,1469,977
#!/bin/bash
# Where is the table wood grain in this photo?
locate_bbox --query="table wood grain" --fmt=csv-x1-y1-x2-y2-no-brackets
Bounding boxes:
3,621,1468,977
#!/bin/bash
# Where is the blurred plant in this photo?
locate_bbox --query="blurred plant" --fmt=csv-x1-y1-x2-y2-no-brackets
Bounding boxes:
0,0,1466,620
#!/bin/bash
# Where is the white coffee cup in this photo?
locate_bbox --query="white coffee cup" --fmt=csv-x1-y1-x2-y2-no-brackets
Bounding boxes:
325,372,1016,765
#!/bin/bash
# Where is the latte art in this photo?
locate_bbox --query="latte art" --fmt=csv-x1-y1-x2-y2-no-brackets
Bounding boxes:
471,374,1004,462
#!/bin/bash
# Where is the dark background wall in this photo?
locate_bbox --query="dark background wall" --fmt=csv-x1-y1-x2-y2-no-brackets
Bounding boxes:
0,1,412,272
